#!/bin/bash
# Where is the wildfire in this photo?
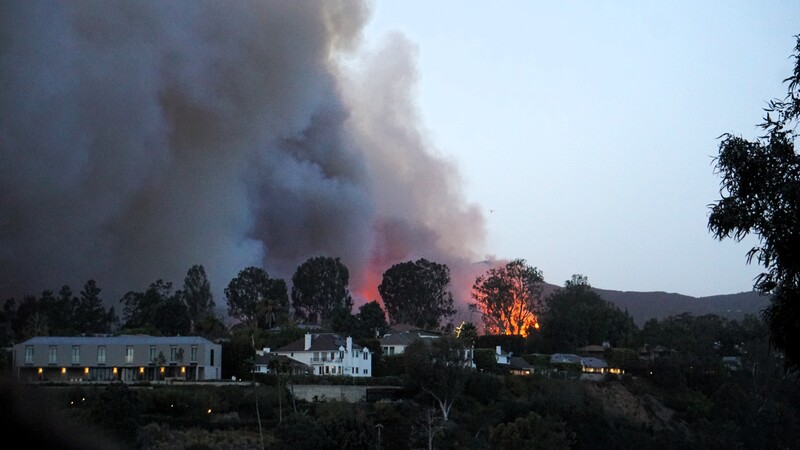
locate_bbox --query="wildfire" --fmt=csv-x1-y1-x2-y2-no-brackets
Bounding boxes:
473,291,540,337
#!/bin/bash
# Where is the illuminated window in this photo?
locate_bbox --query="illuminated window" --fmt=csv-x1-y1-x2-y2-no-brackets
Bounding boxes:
97,346,106,364
25,346,34,364
49,346,57,364
72,346,80,364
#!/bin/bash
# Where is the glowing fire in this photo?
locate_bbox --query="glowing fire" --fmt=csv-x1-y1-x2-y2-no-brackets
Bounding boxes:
472,291,540,337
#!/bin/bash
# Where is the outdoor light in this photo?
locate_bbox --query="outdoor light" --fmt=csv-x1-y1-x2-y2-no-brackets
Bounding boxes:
61,367,66,374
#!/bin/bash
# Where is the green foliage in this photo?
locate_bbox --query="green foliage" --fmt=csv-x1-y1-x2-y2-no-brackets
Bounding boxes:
708,34,800,370
539,277,638,352
404,336,471,421
314,401,377,449
357,300,389,338
379,258,456,330
225,266,288,334
291,256,354,326
89,383,143,442
475,333,526,354
455,321,479,346
489,412,575,450
182,265,215,335
275,412,334,448
470,258,544,336
474,348,498,373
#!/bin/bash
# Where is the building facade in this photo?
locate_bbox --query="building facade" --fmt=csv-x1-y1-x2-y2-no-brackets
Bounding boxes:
271,333,372,377
12,335,222,383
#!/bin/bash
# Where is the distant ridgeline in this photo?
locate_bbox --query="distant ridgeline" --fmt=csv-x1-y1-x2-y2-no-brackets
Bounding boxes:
538,282,770,327
592,288,770,327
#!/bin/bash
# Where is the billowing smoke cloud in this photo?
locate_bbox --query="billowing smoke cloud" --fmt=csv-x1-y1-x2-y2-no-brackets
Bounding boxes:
0,1,487,319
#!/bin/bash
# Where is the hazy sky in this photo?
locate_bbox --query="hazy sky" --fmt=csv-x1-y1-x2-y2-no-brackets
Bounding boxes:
2,2,798,310
358,1,799,297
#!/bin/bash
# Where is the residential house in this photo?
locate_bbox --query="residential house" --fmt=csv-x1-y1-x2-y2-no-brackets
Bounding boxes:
253,349,311,376
379,329,475,368
12,335,222,383
508,356,534,375
271,333,372,377
379,329,441,356
495,345,512,365
550,353,622,379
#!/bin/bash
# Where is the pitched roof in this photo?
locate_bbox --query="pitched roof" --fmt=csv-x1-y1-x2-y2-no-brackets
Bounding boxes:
581,357,608,368
509,356,533,370
379,330,441,346
275,333,364,352
254,353,309,368
550,353,583,364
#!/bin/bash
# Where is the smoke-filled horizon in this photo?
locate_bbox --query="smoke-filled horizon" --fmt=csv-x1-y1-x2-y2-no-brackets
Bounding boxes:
0,1,494,319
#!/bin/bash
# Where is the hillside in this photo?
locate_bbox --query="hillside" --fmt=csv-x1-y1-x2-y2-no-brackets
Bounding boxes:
592,287,770,326
538,282,770,326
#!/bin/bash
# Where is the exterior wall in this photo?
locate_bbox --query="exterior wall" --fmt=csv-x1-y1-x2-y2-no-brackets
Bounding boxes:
276,346,372,377
12,336,221,383
274,335,373,377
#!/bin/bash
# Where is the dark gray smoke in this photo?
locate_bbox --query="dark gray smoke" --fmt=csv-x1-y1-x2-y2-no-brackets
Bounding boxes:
0,1,487,315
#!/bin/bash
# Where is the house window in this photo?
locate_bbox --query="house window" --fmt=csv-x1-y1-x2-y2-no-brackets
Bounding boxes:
170,346,177,362
318,367,323,375
356,367,359,374
210,349,215,366
125,346,134,363
97,346,106,364
149,346,157,363
25,346,34,364
363,352,368,360
313,352,320,362
364,369,368,375
325,366,329,374
72,346,80,364
190,346,197,362
49,346,57,364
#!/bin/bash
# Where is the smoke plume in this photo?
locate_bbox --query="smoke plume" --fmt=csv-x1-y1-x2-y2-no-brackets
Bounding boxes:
0,1,487,318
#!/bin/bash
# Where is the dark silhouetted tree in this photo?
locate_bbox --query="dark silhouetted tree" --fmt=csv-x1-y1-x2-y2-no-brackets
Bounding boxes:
539,275,637,352
182,264,215,334
708,35,800,370
357,300,389,338
379,258,456,330
226,266,288,335
75,280,113,334
291,256,353,325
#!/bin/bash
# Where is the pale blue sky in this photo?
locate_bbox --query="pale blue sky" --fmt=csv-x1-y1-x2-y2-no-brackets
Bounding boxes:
360,1,799,297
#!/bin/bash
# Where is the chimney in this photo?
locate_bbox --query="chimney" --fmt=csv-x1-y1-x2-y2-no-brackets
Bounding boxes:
346,336,353,353
304,333,312,350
